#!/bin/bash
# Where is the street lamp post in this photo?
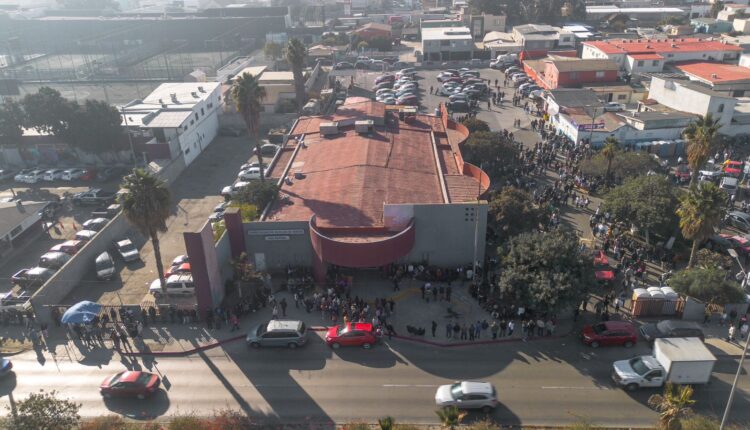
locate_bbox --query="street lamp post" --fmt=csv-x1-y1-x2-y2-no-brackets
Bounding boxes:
720,248,750,430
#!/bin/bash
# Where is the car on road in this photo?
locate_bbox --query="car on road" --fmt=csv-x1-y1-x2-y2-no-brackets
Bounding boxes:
75,230,98,241
43,169,65,181
149,273,195,298
435,381,498,412
50,240,85,256
62,168,86,181
72,188,117,206
581,321,637,348
114,238,140,262
325,322,380,349
100,371,161,399
95,251,116,280
38,251,72,270
639,320,704,345
0,359,12,377
246,320,309,348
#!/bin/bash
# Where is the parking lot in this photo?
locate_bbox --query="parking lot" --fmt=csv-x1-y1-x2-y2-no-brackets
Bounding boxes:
62,135,255,306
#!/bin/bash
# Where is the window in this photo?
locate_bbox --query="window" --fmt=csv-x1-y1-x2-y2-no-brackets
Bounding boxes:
718,104,725,113
201,107,204,116
569,72,578,80
10,225,22,238
652,60,659,66
595,71,605,78
183,125,188,131
667,53,674,58
194,113,199,121
440,40,450,46
617,94,627,100
637,60,644,67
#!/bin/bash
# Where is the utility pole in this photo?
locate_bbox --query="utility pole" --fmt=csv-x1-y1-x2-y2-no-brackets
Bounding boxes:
120,106,138,169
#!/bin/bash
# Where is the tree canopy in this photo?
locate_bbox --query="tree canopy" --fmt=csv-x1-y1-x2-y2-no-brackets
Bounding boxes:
460,117,490,134
368,36,393,51
5,389,80,430
462,131,519,181
488,187,547,243
579,150,659,182
498,229,597,314
263,42,283,60
668,267,745,305
603,175,680,239
236,181,279,210
22,86,74,136
0,99,25,145
677,181,728,267
63,100,124,154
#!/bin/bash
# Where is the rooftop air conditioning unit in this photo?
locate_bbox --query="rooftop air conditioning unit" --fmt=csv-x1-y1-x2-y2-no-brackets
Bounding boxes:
320,121,339,136
170,93,178,103
191,92,198,98
355,120,374,134
711,73,718,78
198,86,205,93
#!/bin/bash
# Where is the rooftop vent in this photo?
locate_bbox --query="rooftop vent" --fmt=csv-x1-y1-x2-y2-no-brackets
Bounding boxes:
170,93,178,103
320,121,339,136
198,86,205,93
355,120,374,134
711,73,718,78
671,44,677,48
191,92,198,98
158,98,163,104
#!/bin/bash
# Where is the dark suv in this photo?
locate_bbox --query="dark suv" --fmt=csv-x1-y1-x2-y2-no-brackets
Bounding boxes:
639,320,705,345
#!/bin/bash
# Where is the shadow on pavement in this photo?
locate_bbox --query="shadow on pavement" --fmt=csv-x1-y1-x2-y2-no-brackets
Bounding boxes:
103,389,171,420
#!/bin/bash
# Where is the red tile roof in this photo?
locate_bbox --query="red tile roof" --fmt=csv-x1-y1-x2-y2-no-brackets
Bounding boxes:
628,53,664,60
584,38,742,55
675,61,750,83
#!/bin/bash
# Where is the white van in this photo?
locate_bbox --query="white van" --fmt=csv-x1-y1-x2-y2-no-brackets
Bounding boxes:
149,274,194,298
720,177,739,196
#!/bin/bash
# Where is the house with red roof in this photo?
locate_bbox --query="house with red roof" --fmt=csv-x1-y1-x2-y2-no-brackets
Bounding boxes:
582,38,742,74
674,61,750,96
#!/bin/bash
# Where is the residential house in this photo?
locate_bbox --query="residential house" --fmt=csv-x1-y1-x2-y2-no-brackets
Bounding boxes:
527,57,619,89
351,22,392,42
717,3,750,21
647,76,736,127
734,17,750,33
691,17,733,34
120,82,222,166
674,61,750,96
459,12,506,39
585,6,688,23
421,26,474,61
582,38,742,74
0,201,53,248
222,66,296,114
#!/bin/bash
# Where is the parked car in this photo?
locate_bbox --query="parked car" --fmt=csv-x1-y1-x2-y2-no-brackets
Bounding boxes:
49,240,85,255
62,168,86,181
325,322,380,349
604,102,626,112
97,167,126,182
238,167,267,181
95,251,116,280
38,251,72,270
447,100,471,112
13,169,33,183
82,218,109,232
639,320,705,344
11,267,55,288
100,371,161,399
434,381,498,412
396,95,419,106
259,143,280,156
114,238,140,262
246,320,309,348
581,321,638,348
374,74,395,84
0,169,16,181
727,211,750,232
80,168,97,181
171,255,189,267
43,169,65,181
149,273,194,298
165,262,190,278
221,181,250,199
75,230,98,241
24,169,46,184
333,62,354,70
374,80,394,91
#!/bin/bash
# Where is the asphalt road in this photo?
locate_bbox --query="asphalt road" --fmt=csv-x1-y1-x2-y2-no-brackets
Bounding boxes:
2,334,749,427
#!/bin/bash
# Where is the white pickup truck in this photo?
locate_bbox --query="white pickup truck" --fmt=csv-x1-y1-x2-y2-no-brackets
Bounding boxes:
612,337,716,391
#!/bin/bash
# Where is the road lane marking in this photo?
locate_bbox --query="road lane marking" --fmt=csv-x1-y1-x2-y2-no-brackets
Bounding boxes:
383,384,438,388
542,386,613,390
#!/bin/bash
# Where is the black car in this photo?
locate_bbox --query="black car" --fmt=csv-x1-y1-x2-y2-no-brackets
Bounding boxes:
639,320,705,344
447,101,471,113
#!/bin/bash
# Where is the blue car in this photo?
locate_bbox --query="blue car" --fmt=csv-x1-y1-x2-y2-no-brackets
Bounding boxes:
0,359,12,377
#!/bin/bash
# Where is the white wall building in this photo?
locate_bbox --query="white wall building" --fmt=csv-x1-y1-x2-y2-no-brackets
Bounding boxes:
421,27,474,61
120,82,222,167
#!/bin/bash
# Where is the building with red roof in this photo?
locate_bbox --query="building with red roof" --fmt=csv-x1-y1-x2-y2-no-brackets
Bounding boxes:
582,38,742,74
231,98,490,281
674,62,750,95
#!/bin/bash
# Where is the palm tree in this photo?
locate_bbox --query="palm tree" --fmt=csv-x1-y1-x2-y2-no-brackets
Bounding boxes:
377,416,394,430
601,136,618,184
232,72,267,182
648,383,696,430
286,38,308,110
435,406,466,430
121,169,172,293
676,182,728,268
684,114,722,186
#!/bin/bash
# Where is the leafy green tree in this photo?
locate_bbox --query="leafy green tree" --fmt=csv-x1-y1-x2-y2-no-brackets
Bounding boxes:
286,38,308,110
676,182,728,268
22,86,75,136
603,175,680,241
236,181,279,210
579,150,658,181
469,0,504,15
121,169,172,294
263,41,283,60
460,117,490,134
498,230,597,314
488,187,547,243
63,100,124,154
648,383,695,430
462,131,519,180
435,406,466,430
695,248,732,270
684,114,722,186
377,416,394,430
668,267,745,305
5,389,80,430
232,72,267,182
368,36,393,51
0,99,26,145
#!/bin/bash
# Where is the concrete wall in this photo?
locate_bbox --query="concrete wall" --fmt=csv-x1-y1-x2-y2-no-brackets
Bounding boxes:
243,221,313,271
215,230,234,282
30,213,131,323
148,154,187,186
649,77,735,126
218,112,298,131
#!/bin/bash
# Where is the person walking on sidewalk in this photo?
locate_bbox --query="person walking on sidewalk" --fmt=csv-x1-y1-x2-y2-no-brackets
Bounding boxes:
460,324,468,340
446,322,452,338
468,323,475,341
508,320,515,337
431,320,437,337
230,314,240,332
490,321,499,339
728,324,737,342
272,305,279,320
280,298,288,317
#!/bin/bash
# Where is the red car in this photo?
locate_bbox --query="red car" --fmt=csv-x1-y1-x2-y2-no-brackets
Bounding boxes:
581,321,637,348
325,322,380,349
49,240,85,255
100,371,160,399
593,251,615,281
728,235,750,256
165,262,190,277
80,168,97,181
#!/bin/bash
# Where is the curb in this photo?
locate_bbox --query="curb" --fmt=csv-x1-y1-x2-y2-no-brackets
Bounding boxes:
390,332,569,347
119,334,245,357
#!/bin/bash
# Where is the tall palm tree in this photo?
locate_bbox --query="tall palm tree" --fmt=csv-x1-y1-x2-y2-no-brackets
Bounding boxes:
121,169,172,293
601,136,618,184
684,114,722,186
648,383,695,430
286,38,308,110
232,72,267,182
676,182,728,268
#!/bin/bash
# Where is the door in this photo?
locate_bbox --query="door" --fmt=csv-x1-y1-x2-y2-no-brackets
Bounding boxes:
255,253,266,271
643,370,664,387
261,332,282,347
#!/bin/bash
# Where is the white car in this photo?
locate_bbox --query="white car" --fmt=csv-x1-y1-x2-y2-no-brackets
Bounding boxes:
62,168,85,181
376,88,395,97
14,169,33,183
171,255,189,267
43,169,65,181
24,169,46,184
221,181,250,198
238,167,269,181
114,238,140,262
604,102,626,112
435,381,498,413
